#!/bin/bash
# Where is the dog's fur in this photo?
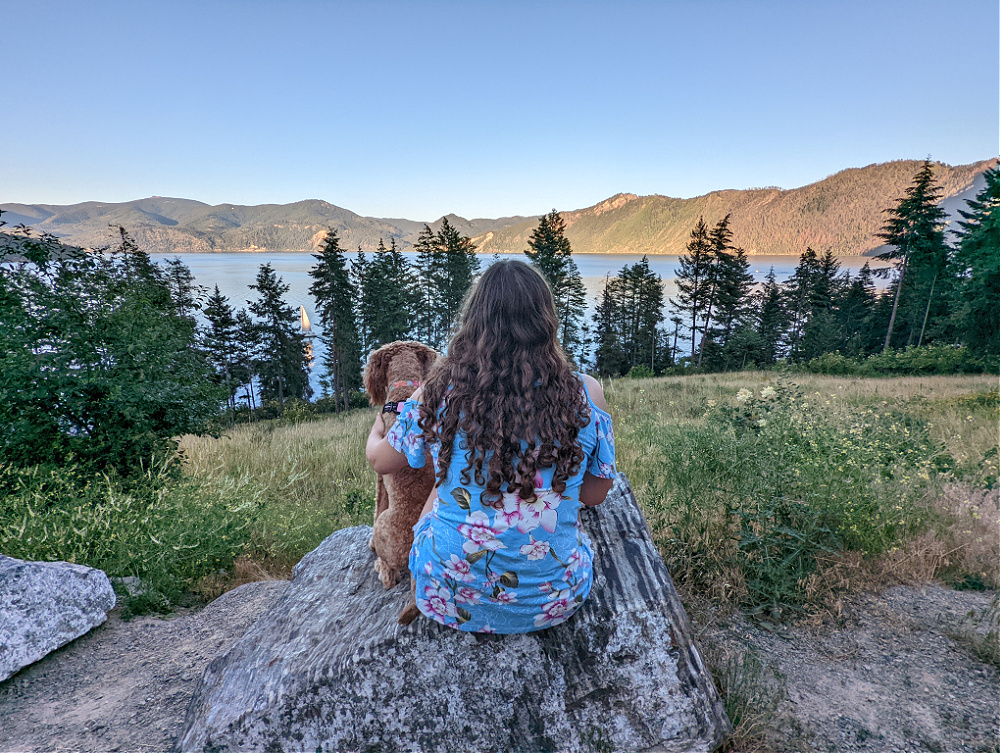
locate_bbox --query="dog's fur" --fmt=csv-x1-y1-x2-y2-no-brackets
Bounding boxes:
364,341,438,593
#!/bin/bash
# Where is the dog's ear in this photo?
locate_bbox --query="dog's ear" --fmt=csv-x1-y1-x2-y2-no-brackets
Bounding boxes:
414,343,439,378
364,345,392,406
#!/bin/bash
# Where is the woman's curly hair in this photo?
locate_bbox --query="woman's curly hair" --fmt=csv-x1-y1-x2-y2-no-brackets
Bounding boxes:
418,260,589,505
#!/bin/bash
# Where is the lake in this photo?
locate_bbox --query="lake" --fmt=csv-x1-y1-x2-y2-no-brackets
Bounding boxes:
151,251,888,393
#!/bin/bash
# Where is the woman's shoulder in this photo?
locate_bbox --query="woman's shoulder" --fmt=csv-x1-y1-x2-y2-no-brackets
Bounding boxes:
579,373,611,415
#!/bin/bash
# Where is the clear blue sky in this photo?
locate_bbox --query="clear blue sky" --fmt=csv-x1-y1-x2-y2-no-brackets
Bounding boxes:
2,0,996,220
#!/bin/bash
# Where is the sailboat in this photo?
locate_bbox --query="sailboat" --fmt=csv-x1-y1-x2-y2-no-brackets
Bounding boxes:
300,306,315,370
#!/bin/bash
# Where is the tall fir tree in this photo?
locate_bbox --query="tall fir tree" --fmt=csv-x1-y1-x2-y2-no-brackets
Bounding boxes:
367,238,418,349
249,263,312,408
755,267,786,365
525,210,589,362
351,246,373,357
592,258,664,375
233,308,261,410
309,229,361,410
435,217,480,345
952,166,1000,356
413,224,444,346
202,285,240,411
670,217,714,361
876,159,948,350
837,263,879,357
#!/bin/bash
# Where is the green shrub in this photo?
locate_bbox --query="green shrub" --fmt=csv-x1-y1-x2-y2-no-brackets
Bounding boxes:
644,382,950,616
626,364,655,379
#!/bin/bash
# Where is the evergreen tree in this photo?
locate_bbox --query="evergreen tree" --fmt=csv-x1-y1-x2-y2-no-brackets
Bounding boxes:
249,262,311,408
163,256,202,320
593,276,628,377
670,217,714,361
351,246,374,357
367,238,418,349
436,217,480,343
592,258,664,375
233,308,261,410
876,159,948,350
755,267,786,365
309,229,361,410
837,263,879,356
202,285,240,411
525,209,589,362
413,224,444,346
952,166,1000,356
798,250,844,361
783,247,821,359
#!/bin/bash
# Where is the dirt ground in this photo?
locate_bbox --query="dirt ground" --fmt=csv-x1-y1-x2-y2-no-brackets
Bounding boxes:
0,581,996,753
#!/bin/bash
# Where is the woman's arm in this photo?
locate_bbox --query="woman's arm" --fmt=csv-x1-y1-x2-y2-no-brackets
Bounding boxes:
366,387,425,476
580,471,613,507
365,413,410,475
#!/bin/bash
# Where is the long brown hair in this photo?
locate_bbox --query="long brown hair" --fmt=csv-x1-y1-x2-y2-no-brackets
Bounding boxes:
418,260,588,505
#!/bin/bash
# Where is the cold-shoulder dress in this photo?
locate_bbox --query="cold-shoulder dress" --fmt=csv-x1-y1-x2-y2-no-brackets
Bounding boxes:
385,379,617,634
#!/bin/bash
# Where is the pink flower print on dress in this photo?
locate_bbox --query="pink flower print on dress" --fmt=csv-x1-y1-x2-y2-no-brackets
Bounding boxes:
478,623,496,634
443,554,476,583
455,586,482,605
495,495,524,531
500,489,562,534
537,581,554,594
519,535,551,561
492,589,517,605
534,589,574,627
423,561,433,576
418,583,458,623
457,511,508,555
486,570,502,587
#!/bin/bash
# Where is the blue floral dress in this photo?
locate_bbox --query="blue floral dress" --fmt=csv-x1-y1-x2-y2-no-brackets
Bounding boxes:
385,380,617,634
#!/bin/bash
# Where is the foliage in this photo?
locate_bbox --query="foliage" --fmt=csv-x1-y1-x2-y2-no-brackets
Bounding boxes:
594,256,665,376
0,462,249,615
0,225,224,476
308,229,359,409
525,209,589,363
637,381,950,616
362,238,418,350
802,345,997,376
412,219,480,350
952,166,1000,356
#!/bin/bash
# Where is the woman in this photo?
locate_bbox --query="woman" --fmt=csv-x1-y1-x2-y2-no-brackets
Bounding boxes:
366,260,616,633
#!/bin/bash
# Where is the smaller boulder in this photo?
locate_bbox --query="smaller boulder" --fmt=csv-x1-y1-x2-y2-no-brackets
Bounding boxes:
0,555,116,682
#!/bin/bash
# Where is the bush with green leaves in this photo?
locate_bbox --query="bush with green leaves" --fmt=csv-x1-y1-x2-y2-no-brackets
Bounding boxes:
0,225,224,477
643,382,951,616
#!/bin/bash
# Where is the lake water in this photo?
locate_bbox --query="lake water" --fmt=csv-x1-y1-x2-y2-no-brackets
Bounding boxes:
152,251,887,393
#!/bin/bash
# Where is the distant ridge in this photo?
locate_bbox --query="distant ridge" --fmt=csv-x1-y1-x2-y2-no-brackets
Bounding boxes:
2,158,994,256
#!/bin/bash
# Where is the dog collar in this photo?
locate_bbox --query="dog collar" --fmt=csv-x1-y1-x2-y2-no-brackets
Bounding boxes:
391,380,420,389
382,401,404,415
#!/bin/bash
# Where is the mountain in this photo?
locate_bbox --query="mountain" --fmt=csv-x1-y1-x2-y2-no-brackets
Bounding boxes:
2,158,994,256
473,159,996,257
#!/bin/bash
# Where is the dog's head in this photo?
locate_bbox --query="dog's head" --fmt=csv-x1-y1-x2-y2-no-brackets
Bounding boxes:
363,340,439,406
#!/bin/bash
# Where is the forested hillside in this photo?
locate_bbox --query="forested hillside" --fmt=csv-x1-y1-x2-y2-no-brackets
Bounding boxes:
2,159,992,256
475,159,995,256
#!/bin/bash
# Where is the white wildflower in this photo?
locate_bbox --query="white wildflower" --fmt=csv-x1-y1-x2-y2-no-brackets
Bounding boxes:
760,386,776,399
735,388,752,404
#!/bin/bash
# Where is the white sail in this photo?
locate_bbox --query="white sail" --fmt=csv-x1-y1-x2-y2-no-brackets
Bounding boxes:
300,306,312,333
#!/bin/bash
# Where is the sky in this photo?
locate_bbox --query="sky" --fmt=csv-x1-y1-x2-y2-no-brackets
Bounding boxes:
2,0,997,220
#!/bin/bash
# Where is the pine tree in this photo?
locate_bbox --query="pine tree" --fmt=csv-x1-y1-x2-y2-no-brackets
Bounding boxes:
163,256,202,320
525,210,589,362
670,217,714,361
592,258,664,375
309,229,361,410
413,224,444,346
436,217,480,343
755,267,786,365
783,247,820,359
249,263,311,408
952,166,1000,356
352,245,374,357
233,308,260,410
202,285,240,411
593,275,628,376
876,159,948,350
368,238,418,349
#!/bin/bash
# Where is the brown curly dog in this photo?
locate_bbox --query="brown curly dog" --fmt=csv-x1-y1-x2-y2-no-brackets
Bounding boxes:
363,340,438,591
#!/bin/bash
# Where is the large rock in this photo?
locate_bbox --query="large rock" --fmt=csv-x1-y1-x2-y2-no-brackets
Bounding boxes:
0,555,116,682
178,476,730,753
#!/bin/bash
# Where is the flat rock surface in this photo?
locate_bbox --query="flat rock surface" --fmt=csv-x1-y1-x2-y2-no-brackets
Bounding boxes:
177,476,730,753
0,580,288,753
0,555,117,682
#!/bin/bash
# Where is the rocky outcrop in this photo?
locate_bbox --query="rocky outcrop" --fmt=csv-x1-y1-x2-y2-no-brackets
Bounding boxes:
0,555,116,682
178,476,730,753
